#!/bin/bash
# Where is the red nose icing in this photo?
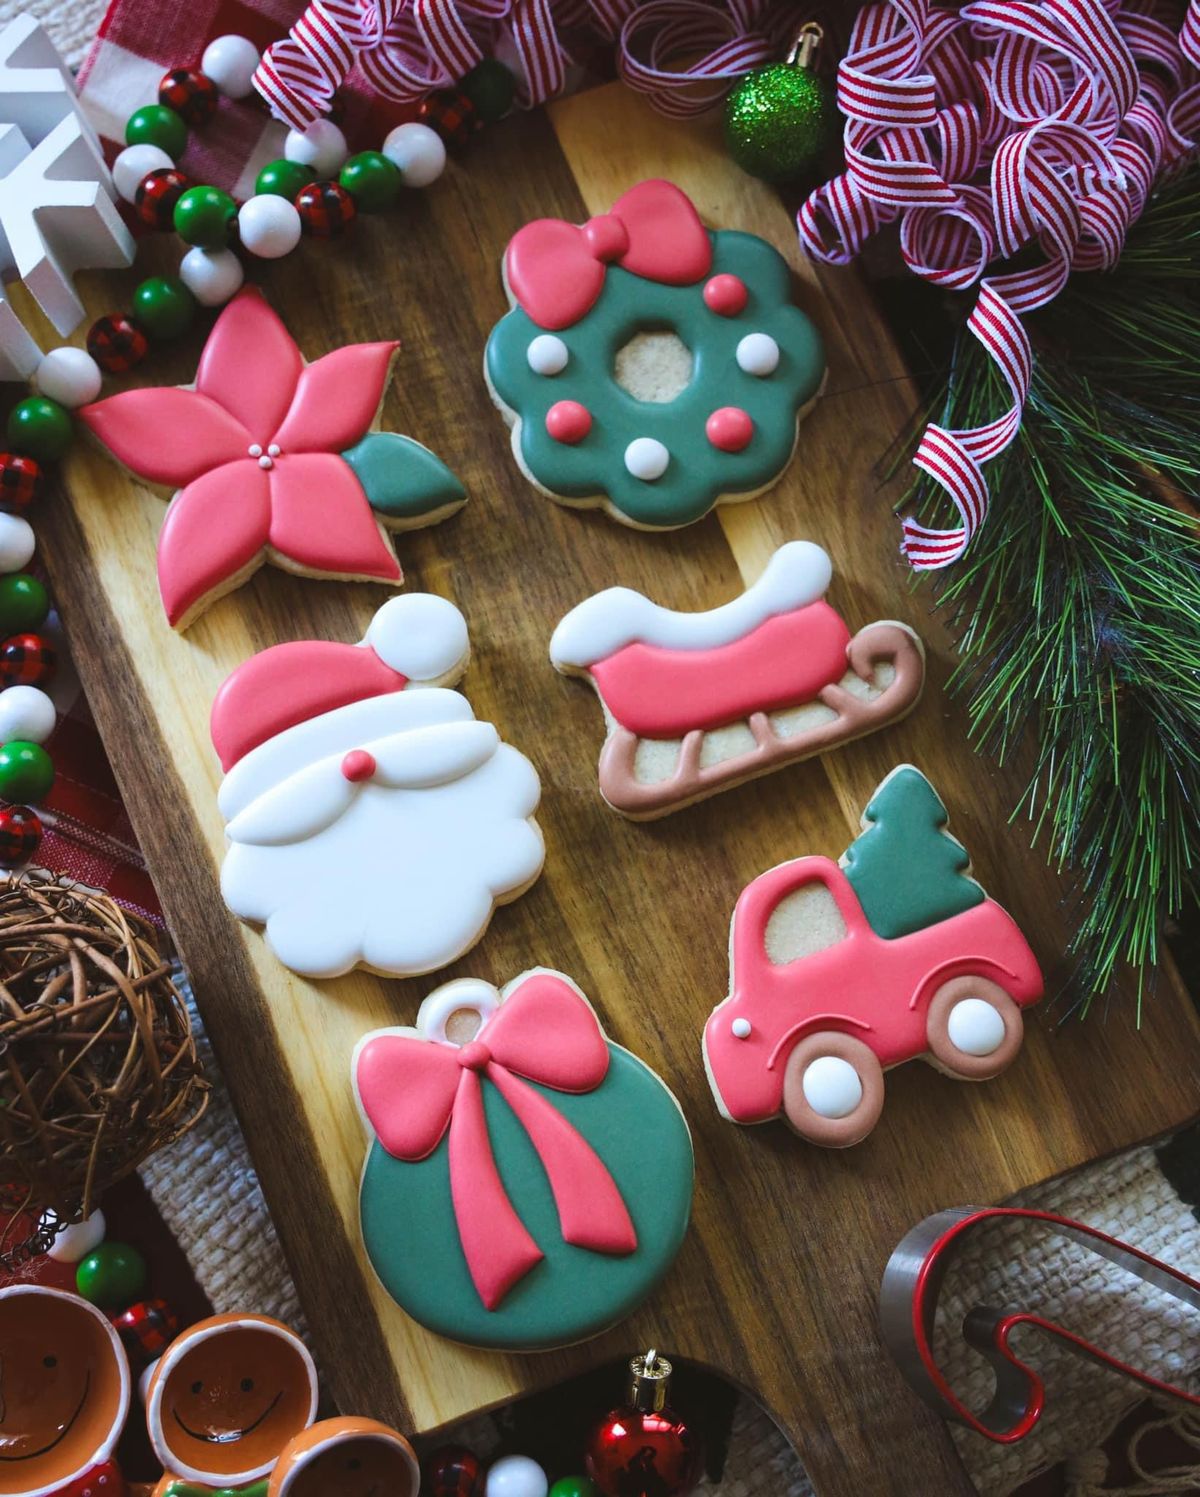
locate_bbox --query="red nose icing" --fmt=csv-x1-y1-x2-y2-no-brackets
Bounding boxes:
341,749,376,782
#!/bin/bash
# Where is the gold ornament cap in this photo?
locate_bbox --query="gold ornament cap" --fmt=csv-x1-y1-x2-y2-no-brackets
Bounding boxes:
627,1348,673,1412
788,22,823,70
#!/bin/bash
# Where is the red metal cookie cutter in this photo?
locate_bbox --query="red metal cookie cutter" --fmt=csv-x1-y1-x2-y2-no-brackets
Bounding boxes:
879,1206,1200,1442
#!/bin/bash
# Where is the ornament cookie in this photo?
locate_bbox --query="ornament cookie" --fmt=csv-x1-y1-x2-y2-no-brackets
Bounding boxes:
211,593,544,979
703,766,1044,1147
551,541,925,817
79,288,465,629
353,968,694,1350
486,179,824,529
269,1418,419,1497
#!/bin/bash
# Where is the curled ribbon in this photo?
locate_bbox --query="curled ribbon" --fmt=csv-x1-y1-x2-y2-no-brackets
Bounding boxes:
355,972,637,1311
798,0,1200,569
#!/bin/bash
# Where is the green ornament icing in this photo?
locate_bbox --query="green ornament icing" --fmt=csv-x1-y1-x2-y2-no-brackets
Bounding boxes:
842,766,985,939
485,229,824,528
360,1042,693,1350
342,432,466,520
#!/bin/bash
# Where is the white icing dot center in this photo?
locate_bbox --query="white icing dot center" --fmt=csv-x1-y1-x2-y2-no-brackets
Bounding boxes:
624,436,669,481
250,441,281,470
947,997,1007,1056
737,333,780,377
802,1056,863,1119
732,1017,752,1039
527,333,569,375
248,443,262,457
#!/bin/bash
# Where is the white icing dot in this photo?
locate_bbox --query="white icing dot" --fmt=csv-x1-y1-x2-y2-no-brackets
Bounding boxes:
268,443,281,457
737,333,780,376
947,997,1007,1056
731,1017,752,1039
527,334,569,376
624,437,669,481
258,455,274,470
248,444,263,457
802,1056,863,1119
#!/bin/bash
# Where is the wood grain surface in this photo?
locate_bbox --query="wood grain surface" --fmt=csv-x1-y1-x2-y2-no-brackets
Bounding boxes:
38,85,1200,1497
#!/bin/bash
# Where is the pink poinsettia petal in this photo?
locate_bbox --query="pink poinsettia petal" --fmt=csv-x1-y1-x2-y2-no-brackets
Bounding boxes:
271,341,398,453
158,460,272,627
196,288,303,441
267,453,402,581
79,387,249,487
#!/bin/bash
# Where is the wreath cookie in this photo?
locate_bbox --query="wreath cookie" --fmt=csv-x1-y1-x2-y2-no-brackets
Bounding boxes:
485,179,826,530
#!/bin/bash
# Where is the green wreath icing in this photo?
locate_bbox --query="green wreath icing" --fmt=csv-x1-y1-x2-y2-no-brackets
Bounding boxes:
485,229,825,528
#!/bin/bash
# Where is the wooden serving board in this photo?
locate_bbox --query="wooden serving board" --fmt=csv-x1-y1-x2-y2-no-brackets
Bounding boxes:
39,84,1200,1496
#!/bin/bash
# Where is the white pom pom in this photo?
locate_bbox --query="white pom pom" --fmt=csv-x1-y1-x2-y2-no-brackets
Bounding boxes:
35,347,102,408
381,122,446,187
202,34,261,99
285,120,348,177
113,143,173,203
366,594,468,683
179,246,245,307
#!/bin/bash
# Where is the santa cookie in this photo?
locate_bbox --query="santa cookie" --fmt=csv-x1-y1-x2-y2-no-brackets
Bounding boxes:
79,288,465,629
268,1419,419,1497
485,179,825,529
211,593,544,979
703,766,1044,1148
353,969,694,1350
551,541,925,817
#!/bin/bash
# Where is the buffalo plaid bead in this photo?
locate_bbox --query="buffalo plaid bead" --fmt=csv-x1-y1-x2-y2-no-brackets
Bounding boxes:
418,89,478,148
135,167,192,229
0,805,42,867
295,180,357,238
0,632,56,688
0,453,43,512
158,66,219,127
87,314,150,374
112,1298,180,1362
424,1447,481,1496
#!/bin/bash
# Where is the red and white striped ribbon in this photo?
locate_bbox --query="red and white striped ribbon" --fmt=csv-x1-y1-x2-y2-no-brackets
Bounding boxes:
799,0,1200,569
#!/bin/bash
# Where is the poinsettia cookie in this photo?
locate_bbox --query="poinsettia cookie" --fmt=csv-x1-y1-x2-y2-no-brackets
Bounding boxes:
79,288,465,629
485,179,825,529
703,766,1044,1148
211,592,544,979
353,968,694,1350
551,541,925,817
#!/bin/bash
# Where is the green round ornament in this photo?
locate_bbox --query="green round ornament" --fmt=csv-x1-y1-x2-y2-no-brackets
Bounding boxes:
723,26,836,183
6,398,72,462
256,157,315,199
125,103,188,160
0,575,49,634
132,276,195,340
0,740,54,804
339,150,402,211
460,57,517,121
75,1241,148,1308
550,1480,601,1497
173,184,237,247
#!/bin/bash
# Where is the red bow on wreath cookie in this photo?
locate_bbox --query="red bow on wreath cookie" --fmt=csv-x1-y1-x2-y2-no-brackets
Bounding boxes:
355,974,638,1310
505,179,713,330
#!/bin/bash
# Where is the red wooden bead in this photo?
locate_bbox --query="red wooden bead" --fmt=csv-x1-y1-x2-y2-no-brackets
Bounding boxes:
134,167,192,229
295,180,357,237
112,1298,181,1362
0,632,56,688
159,66,219,127
418,89,478,147
0,453,43,512
424,1445,481,1497
0,805,42,867
87,315,150,375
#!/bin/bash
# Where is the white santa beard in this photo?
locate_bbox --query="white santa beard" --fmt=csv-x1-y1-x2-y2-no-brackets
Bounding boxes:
220,746,544,979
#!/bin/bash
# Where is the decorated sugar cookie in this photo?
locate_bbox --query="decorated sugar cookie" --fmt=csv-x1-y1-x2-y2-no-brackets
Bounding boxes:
268,1419,418,1497
0,1285,130,1497
353,969,694,1349
551,541,925,817
485,179,825,529
703,766,1044,1148
79,288,465,629
211,593,544,979
145,1314,318,1496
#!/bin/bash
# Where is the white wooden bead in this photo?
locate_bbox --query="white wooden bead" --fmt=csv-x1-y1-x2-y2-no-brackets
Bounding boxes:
112,142,172,204
0,684,56,742
201,35,260,100
238,194,302,259
0,512,35,572
35,345,101,407
484,1456,548,1497
46,1208,106,1263
285,120,348,178
381,122,446,188
179,245,245,306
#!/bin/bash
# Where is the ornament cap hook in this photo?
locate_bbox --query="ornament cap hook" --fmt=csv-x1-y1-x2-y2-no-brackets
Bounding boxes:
628,1347,673,1411
788,22,824,70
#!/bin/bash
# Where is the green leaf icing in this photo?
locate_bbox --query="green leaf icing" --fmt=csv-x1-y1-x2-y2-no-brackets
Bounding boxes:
342,432,465,520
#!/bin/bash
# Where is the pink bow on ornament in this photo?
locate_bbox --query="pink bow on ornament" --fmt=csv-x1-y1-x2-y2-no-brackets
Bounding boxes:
505,179,712,330
355,973,638,1310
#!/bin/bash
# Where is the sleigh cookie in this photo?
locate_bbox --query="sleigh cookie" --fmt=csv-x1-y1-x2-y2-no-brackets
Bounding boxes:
550,542,925,818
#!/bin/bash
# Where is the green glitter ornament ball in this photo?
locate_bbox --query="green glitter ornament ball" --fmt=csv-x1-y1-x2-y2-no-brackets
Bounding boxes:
723,58,836,183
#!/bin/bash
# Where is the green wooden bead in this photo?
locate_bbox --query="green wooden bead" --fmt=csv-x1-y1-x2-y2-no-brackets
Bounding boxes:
125,103,188,160
0,575,49,634
549,1481,600,1497
0,740,54,803
6,398,72,463
339,151,402,211
173,184,237,246
132,276,196,340
75,1241,147,1308
256,158,315,199
460,58,517,121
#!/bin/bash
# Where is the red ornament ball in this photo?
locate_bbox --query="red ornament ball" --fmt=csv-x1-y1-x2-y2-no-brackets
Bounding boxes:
586,1407,702,1497
0,453,43,513
0,805,42,868
706,406,754,452
135,167,192,229
0,632,56,688
112,1298,181,1363
158,66,219,127
87,314,150,374
418,88,478,148
295,180,357,237
424,1444,481,1496
546,400,592,444
703,274,749,316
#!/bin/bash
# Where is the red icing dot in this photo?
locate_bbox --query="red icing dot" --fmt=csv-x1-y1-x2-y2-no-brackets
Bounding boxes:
707,407,754,452
546,400,592,444
341,749,377,782
703,274,748,316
